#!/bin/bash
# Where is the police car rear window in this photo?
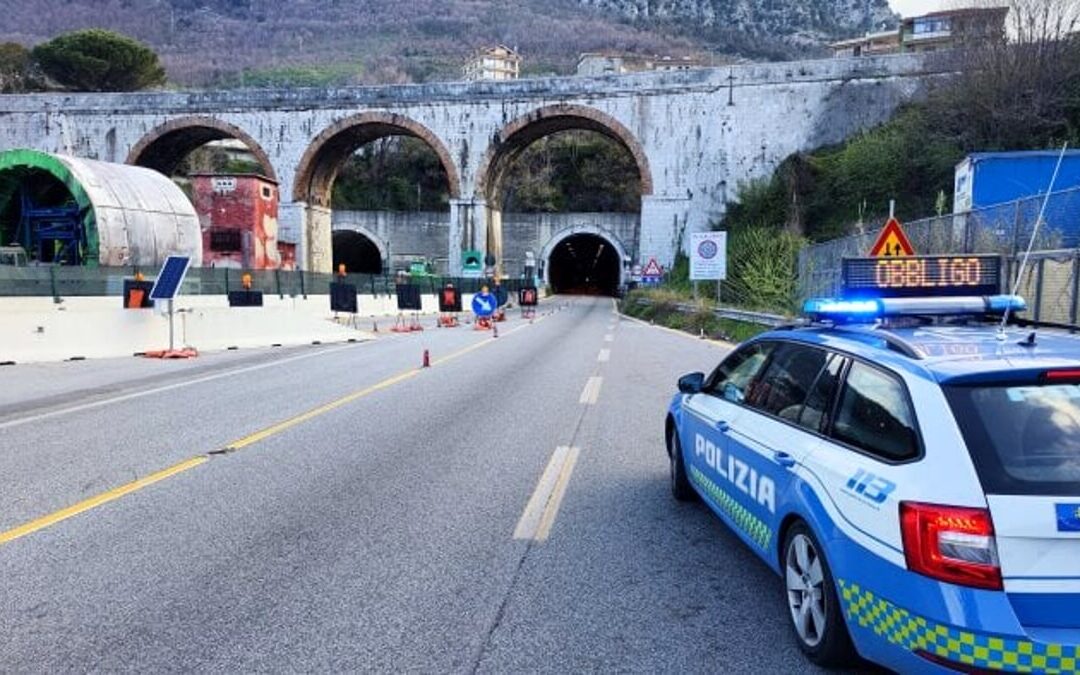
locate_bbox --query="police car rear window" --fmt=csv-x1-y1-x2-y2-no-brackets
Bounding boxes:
946,384,1080,496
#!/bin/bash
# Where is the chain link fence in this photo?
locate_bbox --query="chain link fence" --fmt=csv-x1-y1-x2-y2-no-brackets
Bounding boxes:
798,187,1080,323
0,265,530,303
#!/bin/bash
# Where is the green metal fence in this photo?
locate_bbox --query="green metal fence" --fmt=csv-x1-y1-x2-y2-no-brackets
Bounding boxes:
0,266,530,302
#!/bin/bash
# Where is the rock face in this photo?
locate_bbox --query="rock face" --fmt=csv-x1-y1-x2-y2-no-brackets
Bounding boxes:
577,0,898,42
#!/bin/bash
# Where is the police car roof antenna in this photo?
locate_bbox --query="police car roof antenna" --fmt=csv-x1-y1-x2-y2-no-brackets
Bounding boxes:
998,142,1069,341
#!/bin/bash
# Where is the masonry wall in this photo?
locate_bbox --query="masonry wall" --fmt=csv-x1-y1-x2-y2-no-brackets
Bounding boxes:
0,53,942,273
331,210,639,276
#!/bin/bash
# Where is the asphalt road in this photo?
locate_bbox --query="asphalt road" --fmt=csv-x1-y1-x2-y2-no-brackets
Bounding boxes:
0,297,838,673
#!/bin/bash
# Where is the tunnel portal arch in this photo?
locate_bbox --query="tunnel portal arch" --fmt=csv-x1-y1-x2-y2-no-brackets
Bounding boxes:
331,224,388,275
540,225,628,296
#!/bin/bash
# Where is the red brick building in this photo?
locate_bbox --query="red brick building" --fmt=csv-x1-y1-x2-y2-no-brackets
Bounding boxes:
191,174,296,270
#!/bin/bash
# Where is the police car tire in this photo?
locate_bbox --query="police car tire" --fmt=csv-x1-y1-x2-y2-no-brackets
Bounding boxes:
669,430,696,502
782,522,857,668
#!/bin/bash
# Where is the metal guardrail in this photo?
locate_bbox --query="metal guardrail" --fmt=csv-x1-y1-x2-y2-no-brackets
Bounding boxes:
629,297,790,327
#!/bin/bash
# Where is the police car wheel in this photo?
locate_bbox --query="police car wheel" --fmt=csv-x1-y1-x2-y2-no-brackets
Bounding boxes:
668,428,696,502
783,523,856,667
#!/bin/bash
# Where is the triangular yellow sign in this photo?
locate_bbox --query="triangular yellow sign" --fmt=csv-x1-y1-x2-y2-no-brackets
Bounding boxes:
870,217,916,257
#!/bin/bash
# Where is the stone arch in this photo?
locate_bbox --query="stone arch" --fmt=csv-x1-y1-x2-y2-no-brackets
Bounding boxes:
293,112,461,207
126,116,277,181
538,223,629,290
475,104,653,208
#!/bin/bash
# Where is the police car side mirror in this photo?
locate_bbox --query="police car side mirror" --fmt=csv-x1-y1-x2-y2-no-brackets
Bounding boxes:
678,372,705,394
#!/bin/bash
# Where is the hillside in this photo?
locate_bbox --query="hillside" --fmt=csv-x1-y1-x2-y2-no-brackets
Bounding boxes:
0,0,896,87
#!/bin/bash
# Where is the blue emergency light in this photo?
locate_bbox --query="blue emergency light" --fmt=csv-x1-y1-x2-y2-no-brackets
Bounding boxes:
803,295,1027,321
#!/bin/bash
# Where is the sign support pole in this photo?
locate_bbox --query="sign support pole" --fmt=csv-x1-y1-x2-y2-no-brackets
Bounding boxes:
168,298,175,352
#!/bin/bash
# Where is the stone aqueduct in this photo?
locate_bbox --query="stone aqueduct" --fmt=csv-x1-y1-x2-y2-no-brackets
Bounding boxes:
0,54,938,278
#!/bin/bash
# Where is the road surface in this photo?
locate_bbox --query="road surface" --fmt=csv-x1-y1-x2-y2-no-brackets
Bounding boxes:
0,297,839,673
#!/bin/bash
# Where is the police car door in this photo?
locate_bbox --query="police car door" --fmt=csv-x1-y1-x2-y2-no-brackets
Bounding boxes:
680,342,775,526
799,360,922,565
718,343,837,555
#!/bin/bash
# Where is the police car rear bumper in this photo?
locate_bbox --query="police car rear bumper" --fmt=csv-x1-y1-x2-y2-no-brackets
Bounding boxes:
829,530,1079,674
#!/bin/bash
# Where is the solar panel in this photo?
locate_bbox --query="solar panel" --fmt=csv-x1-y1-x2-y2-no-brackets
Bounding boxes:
149,256,192,301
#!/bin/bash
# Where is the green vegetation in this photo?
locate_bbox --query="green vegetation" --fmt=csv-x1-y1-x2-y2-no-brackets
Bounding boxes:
500,131,641,213
723,107,961,241
620,289,769,343
332,137,450,212
0,42,33,93
219,63,365,88
721,7,1080,242
652,226,804,314
31,29,166,92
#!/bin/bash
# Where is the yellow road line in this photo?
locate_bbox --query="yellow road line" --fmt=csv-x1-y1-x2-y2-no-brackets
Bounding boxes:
513,447,569,540
225,369,420,450
0,457,208,546
229,318,543,449
535,446,579,542
1,316,547,548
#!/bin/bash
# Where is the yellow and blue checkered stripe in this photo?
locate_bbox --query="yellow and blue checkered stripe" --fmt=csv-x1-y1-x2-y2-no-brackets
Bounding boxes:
688,465,772,551
839,580,1080,673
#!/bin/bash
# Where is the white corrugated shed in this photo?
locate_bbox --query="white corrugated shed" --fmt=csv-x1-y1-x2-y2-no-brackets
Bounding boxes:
54,155,202,267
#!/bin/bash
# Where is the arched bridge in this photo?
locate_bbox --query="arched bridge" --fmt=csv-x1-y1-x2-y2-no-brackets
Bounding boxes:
0,54,938,276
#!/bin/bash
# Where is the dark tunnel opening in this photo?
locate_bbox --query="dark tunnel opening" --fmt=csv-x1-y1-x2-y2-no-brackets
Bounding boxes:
0,169,85,264
547,234,621,296
332,231,383,275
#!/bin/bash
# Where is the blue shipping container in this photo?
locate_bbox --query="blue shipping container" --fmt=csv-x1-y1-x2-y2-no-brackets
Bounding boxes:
954,150,1080,211
954,151,1080,248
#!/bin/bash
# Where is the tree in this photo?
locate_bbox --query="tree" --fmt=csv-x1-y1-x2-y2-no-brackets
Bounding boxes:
32,29,166,92
0,42,33,93
928,0,1080,150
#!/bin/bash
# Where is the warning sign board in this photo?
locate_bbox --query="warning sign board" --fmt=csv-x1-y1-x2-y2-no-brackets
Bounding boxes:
641,258,663,277
870,217,916,258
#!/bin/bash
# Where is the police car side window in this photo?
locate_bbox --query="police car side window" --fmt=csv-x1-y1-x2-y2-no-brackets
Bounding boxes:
831,362,919,461
798,354,846,433
744,344,830,422
706,342,773,404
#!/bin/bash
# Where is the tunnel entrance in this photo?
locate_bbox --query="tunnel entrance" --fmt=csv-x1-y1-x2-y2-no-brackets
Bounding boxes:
547,233,621,296
332,230,383,275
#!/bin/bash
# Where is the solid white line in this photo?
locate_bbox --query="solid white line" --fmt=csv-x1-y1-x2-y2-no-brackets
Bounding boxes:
598,349,611,362
514,446,570,540
0,344,355,431
579,376,603,405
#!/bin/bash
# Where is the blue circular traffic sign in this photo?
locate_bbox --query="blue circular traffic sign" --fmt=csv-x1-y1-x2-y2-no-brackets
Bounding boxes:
698,240,719,260
472,292,497,317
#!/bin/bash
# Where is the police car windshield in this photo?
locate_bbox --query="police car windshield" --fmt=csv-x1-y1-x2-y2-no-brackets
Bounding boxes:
946,384,1080,496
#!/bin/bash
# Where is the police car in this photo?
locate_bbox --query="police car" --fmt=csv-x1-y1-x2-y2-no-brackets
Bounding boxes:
665,256,1080,673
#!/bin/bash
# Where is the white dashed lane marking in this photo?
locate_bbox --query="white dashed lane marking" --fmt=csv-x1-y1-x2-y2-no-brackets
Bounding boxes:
579,376,603,405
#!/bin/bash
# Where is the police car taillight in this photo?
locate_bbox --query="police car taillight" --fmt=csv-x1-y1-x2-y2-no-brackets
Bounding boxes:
1042,369,1080,383
900,502,1003,591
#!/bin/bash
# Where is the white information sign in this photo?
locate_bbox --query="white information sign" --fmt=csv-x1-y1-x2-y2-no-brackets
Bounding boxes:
690,231,727,281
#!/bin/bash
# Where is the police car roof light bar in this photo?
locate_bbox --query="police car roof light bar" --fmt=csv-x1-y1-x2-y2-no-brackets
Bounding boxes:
803,295,1026,321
